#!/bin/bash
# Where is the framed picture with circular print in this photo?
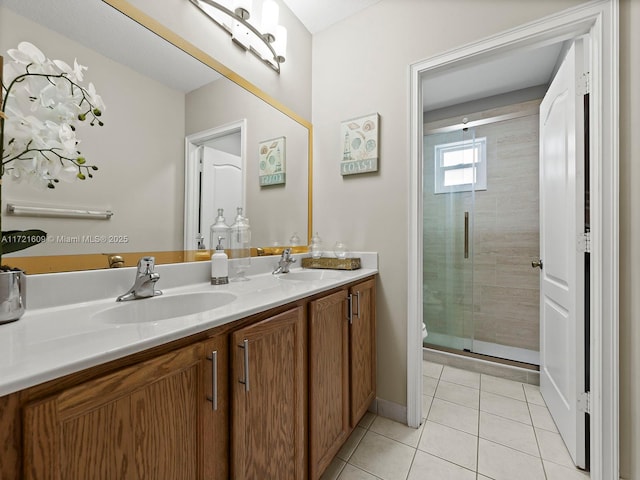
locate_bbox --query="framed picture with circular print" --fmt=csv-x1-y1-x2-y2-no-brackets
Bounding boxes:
258,136,286,186
340,113,379,176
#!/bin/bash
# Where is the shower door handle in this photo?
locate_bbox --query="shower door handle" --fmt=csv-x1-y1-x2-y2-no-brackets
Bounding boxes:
464,212,469,259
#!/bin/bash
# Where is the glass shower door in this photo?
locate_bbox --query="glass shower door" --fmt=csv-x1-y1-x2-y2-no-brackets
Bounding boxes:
422,127,478,353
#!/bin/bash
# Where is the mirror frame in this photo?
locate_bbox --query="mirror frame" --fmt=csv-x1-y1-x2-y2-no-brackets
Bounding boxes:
3,0,313,274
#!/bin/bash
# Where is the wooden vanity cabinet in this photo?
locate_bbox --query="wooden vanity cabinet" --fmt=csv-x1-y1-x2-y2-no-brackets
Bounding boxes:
201,334,230,480
22,343,209,480
309,278,376,480
231,306,307,480
348,278,377,427
308,289,350,480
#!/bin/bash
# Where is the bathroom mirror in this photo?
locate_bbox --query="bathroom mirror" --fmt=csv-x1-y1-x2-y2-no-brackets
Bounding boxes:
0,0,311,273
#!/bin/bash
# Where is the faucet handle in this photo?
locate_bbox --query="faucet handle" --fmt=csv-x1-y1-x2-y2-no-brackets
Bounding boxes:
137,256,156,274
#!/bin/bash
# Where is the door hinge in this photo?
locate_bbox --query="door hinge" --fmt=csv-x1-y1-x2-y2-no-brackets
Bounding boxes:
577,72,590,95
577,232,591,253
578,391,591,414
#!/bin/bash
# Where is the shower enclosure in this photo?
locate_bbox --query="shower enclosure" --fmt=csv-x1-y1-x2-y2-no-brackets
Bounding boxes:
422,109,541,365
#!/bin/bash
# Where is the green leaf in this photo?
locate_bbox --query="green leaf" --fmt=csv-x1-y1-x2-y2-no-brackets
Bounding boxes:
1,229,48,255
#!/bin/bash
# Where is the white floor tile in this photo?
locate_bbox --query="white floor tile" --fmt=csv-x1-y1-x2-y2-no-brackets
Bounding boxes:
480,391,532,425
441,366,481,389
480,374,526,401
407,450,476,480
435,380,480,409
370,416,424,448
349,431,415,480
523,384,546,406
543,460,590,480
528,403,558,432
337,427,367,461
428,398,479,435
423,375,438,397
418,420,478,471
479,411,539,456
338,463,382,480
477,438,545,480
423,360,444,379
422,395,434,420
535,428,575,468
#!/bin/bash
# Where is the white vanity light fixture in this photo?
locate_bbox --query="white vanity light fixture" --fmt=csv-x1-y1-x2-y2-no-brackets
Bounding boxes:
189,0,287,73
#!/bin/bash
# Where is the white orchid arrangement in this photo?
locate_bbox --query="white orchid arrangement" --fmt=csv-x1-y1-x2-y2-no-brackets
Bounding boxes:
0,41,105,261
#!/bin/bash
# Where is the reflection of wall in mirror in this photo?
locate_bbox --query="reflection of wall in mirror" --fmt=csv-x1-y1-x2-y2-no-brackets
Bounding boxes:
186,79,308,247
0,6,185,256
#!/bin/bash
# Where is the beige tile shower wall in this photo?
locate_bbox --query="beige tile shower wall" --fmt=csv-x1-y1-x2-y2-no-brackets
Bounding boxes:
424,109,540,352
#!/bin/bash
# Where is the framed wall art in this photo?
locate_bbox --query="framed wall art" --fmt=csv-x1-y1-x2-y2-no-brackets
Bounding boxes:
340,112,379,176
258,136,286,186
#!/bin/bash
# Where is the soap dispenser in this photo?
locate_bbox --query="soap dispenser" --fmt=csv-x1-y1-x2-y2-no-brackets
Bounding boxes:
210,208,230,250
211,236,229,285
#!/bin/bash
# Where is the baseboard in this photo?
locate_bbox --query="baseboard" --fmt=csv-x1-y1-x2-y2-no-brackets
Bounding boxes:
424,347,540,386
372,397,408,425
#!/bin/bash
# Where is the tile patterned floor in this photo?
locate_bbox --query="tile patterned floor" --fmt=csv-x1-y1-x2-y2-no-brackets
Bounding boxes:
320,360,590,480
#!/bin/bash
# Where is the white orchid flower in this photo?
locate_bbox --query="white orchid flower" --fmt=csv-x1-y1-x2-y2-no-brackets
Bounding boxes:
6,42,46,66
2,41,105,196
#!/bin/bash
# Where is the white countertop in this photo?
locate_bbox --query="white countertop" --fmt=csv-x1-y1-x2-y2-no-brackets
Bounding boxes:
0,253,377,397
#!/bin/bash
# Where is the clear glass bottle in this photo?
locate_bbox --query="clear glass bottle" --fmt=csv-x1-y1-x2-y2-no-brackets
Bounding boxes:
309,232,323,259
289,232,301,246
209,208,230,250
230,207,251,281
334,241,348,259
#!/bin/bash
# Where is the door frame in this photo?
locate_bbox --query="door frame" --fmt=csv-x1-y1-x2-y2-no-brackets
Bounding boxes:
407,1,619,479
184,119,247,250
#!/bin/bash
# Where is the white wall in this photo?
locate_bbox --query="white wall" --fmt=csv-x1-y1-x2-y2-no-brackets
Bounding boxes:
0,7,185,255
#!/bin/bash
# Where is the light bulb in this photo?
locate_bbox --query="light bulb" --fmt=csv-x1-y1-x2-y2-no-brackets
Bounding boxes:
272,25,287,63
261,0,279,42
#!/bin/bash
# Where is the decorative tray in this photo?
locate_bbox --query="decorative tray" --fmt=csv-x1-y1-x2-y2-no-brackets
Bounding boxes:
300,257,361,270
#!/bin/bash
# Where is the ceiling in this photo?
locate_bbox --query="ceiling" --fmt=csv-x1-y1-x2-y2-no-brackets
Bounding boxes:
281,0,382,34
421,42,565,112
1,0,221,92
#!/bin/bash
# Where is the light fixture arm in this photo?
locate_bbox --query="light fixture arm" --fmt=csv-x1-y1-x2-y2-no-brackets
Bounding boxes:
189,0,285,74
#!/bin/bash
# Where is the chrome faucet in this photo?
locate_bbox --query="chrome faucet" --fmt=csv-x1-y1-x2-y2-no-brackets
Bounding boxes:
272,248,296,274
116,256,162,302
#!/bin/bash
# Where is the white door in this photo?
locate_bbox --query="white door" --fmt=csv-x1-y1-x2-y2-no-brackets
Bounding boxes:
539,39,587,468
200,145,243,248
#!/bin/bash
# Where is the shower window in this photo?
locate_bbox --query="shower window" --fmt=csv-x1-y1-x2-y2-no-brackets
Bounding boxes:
434,137,487,193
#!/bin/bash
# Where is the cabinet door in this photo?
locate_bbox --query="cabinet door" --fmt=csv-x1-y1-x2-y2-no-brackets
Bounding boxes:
231,307,306,480
349,278,377,427
309,289,349,480
201,335,229,480
23,344,203,480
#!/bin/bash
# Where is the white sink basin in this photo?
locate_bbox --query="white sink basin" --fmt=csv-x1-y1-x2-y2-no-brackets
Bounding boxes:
277,270,344,281
93,291,237,324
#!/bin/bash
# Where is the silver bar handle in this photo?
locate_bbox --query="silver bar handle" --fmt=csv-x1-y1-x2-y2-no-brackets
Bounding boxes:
347,294,353,324
354,291,361,319
239,339,250,392
206,351,218,410
464,211,469,259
